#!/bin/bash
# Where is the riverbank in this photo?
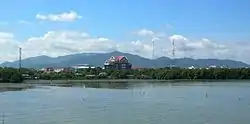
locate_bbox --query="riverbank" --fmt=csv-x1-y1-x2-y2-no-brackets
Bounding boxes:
1,79,250,92
0,83,35,92
24,79,170,84
23,79,250,84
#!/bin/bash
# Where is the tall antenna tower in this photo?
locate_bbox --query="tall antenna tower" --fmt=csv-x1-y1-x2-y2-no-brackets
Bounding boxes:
152,39,155,60
19,47,22,70
152,38,155,68
171,39,175,68
172,39,175,58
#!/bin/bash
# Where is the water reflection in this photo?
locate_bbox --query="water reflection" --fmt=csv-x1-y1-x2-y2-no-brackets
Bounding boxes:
0,84,34,93
81,82,131,89
0,82,138,93
1,82,250,124
2,80,250,93
0,87,29,92
79,81,168,89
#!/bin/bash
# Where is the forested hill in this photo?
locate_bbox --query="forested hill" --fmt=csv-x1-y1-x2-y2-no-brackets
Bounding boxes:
1,51,249,68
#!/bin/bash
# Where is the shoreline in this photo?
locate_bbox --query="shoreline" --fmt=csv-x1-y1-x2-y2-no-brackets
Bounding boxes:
23,79,250,84
1,79,250,91
0,83,35,92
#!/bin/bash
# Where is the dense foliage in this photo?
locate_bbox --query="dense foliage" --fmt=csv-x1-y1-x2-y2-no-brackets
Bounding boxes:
0,67,24,83
1,67,250,83
35,67,250,80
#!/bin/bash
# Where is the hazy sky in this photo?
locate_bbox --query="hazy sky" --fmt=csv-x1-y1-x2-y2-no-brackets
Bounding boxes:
0,0,250,63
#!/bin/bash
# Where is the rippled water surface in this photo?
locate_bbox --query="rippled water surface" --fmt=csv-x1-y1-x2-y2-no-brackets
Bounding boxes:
1,82,250,124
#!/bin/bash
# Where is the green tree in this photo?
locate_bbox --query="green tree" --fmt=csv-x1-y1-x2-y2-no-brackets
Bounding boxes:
10,72,23,83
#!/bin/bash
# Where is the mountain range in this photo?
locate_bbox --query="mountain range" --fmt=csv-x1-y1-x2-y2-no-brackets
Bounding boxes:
1,51,249,68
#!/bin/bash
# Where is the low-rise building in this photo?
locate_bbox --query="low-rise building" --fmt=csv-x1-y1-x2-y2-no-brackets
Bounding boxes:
209,65,217,68
41,67,72,73
72,64,95,70
104,56,132,70
188,66,196,69
41,67,54,73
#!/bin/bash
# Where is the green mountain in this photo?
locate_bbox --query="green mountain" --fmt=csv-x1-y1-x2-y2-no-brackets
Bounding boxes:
1,51,249,68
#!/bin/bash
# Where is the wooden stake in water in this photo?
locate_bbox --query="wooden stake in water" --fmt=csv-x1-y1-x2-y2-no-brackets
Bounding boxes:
1,112,4,124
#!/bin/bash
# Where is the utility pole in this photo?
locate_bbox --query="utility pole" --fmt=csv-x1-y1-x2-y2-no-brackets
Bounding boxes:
19,47,22,71
152,38,155,69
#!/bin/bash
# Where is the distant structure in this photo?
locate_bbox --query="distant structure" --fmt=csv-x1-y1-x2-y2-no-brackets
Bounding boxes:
19,47,22,70
40,67,72,73
171,39,176,68
41,67,54,73
152,38,155,68
72,64,95,70
104,56,132,70
152,37,159,68
188,66,196,69
208,65,217,69
172,39,175,58
152,38,155,60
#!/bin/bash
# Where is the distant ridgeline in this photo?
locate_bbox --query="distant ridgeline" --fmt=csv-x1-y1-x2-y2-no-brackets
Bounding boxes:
1,67,249,82
0,51,249,68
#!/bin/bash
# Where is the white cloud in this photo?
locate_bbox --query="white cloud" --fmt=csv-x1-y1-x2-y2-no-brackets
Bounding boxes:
133,28,166,38
130,40,153,55
18,20,32,25
169,35,188,41
98,38,109,41
0,32,15,39
21,31,111,57
134,28,155,37
0,30,155,63
36,11,82,22
0,29,250,64
0,32,20,63
168,35,226,52
166,35,235,60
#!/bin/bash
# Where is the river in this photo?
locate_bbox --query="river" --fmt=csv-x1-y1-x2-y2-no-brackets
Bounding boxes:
0,81,250,124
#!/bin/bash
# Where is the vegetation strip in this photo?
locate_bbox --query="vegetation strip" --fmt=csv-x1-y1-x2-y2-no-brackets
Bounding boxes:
1,67,250,83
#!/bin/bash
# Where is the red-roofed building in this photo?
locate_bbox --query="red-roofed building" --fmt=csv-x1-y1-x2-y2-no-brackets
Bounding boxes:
104,56,132,70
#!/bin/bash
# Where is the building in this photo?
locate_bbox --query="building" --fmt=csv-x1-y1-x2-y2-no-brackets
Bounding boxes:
104,56,132,70
209,65,217,68
41,67,72,73
41,67,54,73
72,64,95,71
187,66,196,69
54,68,64,73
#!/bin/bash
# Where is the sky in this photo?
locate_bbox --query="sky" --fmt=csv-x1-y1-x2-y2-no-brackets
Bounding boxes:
0,0,250,63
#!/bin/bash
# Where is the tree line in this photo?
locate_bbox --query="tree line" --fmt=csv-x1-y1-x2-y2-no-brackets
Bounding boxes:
35,67,250,80
0,67,23,83
1,67,250,83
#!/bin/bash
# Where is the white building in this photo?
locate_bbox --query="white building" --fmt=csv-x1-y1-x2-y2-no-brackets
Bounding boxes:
72,64,95,70
188,66,195,69
54,68,64,73
209,65,217,68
